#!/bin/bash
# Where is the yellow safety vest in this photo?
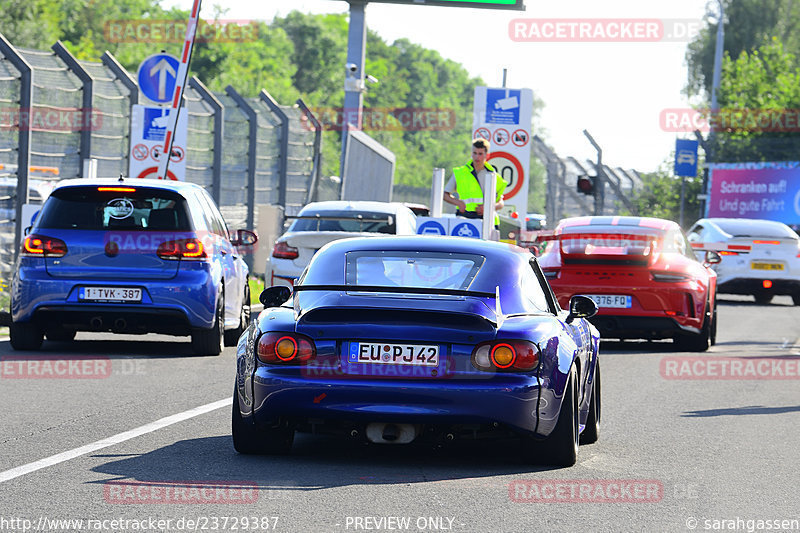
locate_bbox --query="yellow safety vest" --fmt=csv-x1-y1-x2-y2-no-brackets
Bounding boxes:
452,161,508,226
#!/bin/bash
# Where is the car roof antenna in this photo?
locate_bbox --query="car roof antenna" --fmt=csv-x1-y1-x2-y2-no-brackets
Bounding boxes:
118,173,125,183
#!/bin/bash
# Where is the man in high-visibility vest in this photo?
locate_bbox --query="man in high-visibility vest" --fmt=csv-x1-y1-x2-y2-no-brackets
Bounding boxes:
442,138,507,227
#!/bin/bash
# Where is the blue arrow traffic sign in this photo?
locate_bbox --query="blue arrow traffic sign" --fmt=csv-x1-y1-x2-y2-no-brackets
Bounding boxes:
137,54,180,104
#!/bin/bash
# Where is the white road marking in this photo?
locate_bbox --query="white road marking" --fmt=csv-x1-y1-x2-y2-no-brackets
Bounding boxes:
0,398,230,484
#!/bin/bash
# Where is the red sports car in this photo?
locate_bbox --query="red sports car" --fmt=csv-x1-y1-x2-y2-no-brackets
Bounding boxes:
538,216,719,350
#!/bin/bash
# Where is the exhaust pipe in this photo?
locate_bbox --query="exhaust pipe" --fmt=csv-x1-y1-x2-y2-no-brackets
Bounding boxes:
365,423,418,444
113,318,126,331
89,317,103,330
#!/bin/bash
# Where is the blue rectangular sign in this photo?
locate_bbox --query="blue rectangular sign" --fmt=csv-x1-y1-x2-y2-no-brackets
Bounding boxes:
674,139,699,177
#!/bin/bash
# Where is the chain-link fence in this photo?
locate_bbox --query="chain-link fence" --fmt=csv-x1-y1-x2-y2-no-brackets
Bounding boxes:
0,33,321,309
532,135,642,225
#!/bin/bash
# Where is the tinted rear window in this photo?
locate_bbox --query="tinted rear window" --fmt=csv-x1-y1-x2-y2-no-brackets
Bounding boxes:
36,186,191,230
290,210,396,233
345,251,484,291
714,219,798,239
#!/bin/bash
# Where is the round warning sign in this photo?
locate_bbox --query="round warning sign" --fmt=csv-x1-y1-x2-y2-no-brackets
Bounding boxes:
132,143,149,161
512,129,530,147
474,127,490,141
489,151,524,200
136,166,178,181
150,145,163,161
493,128,509,146
169,146,185,163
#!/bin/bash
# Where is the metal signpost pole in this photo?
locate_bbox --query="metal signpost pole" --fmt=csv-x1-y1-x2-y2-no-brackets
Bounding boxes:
341,0,367,180
583,130,604,216
156,0,202,181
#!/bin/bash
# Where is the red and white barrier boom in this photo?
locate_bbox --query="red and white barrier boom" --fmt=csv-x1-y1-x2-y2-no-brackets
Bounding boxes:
156,0,202,181
690,242,752,254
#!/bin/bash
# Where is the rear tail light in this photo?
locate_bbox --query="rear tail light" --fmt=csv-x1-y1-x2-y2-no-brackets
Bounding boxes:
472,340,539,372
272,241,299,259
763,280,773,289
652,272,691,282
21,234,67,257
156,238,207,260
719,251,737,256
753,240,780,245
257,332,316,364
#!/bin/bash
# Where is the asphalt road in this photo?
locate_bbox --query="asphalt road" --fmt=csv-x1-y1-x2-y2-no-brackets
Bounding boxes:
1,295,799,533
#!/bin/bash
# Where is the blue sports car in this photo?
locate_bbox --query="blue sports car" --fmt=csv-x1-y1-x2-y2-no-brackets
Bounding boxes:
233,235,601,466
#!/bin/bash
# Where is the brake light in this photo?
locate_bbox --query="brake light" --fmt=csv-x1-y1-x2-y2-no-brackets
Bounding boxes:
257,332,316,364
21,234,67,257
472,340,539,372
719,251,737,256
753,240,780,245
272,241,299,259
156,238,207,260
97,187,136,192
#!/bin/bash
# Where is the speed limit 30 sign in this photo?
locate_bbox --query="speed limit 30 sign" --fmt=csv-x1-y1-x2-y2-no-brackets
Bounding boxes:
473,87,533,222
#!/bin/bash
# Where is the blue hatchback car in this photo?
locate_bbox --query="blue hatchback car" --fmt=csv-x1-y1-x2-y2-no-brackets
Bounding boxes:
234,236,601,466
10,178,257,355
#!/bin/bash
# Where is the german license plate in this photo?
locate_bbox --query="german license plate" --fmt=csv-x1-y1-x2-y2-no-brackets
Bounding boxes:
585,294,632,308
349,342,439,366
751,262,784,271
79,287,142,302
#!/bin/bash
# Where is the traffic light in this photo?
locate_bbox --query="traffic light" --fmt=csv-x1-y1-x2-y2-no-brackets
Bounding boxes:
576,174,595,195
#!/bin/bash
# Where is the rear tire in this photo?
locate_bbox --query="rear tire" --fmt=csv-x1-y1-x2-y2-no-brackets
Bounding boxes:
580,361,601,445
754,292,773,305
10,322,43,351
191,293,224,356
232,388,294,455
674,304,711,352
539,366,579,467
792,293,800,306
46,327,76,342
224,286,250,347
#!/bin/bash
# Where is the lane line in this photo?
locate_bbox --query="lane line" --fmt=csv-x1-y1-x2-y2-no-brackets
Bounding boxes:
0,398,229,484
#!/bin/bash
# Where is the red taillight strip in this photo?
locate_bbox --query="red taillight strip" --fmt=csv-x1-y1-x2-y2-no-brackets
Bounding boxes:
97,187,136,192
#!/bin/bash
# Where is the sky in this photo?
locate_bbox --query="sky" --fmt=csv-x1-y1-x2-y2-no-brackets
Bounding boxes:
169,0,713,173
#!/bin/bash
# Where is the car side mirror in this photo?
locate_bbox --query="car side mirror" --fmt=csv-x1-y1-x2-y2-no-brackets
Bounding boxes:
259,286,292,307
704,250,721,265
230,229,258,247
566,295,598,324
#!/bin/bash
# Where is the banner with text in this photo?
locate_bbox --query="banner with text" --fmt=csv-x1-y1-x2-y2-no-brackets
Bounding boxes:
707,162,800,225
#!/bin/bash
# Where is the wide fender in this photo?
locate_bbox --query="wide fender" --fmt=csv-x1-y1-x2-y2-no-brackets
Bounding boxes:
235,306,295,418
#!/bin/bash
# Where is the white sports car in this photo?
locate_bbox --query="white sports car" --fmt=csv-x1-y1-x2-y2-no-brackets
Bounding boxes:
687,218,800,305
266,201,418,288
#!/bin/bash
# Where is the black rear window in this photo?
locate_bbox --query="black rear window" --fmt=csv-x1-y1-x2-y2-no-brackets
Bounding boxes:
289,210,396,234
714,219,798,239
35,186,191,231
